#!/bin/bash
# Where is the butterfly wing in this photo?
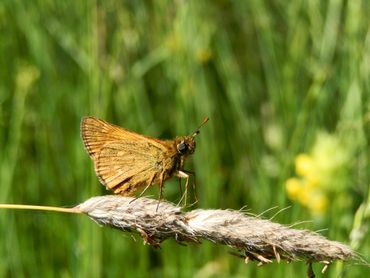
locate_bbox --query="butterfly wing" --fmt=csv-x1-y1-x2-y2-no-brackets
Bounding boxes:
81,116,174,195
95,141,167,194
81,117,153,158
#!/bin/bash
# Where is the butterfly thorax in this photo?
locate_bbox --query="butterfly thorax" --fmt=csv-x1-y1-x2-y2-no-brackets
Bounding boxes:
161,136,196,178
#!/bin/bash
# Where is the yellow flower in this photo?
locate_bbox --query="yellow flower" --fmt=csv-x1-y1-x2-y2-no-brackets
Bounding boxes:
311,132,350,191
308,193,328,215
296,182,312,206
286,131,351,215
285,178,303,200
285,176,329,215
295,153,320,186
295,154,313,176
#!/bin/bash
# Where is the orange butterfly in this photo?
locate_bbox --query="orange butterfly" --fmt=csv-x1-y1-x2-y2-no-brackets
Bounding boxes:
81,116,208,203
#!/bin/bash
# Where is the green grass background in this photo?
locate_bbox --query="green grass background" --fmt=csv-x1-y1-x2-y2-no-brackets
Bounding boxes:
1,1,369,277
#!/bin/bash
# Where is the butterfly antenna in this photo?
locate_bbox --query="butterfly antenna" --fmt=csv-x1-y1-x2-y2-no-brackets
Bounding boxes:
191,117,209,137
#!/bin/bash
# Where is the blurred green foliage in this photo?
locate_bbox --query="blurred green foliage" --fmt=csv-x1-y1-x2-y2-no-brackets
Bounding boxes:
0,0,369,277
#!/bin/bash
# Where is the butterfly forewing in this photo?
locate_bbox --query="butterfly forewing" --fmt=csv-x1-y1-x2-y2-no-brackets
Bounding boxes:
81,117,124,157
81,117,166,157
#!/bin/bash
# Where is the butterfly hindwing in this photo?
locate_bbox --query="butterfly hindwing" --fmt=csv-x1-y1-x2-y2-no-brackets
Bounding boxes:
95,141,162,194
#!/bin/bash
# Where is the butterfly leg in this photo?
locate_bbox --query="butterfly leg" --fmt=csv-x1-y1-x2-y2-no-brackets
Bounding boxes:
129,173,156,204
178,178,183,197
184,170,198,206
175,170,196,207
189,170,198,205
156,170,166,211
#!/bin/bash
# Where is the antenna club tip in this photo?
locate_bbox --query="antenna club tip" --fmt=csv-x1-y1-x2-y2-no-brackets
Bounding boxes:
191,117,209,137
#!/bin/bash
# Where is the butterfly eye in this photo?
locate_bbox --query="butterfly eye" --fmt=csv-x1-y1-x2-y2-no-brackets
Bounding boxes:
177,142,188,155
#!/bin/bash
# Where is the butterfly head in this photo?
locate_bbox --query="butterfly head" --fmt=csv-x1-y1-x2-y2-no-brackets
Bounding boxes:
176,136,196,156
175,117,209,156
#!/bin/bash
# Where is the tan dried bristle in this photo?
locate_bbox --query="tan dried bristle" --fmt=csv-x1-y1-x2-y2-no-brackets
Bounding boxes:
2,195,367,275
77,195,362,267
